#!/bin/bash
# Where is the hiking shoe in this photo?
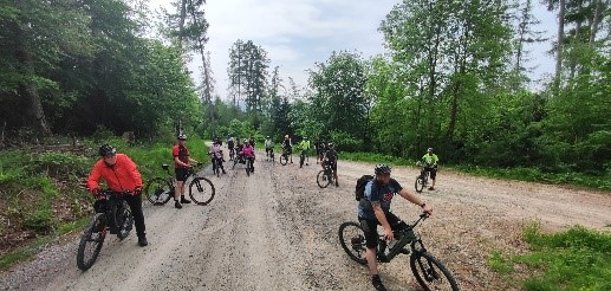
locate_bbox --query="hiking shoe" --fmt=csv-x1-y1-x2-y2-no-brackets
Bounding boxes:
175,201,182,209
371,275,387,291
181,196,191,204
335,181,339,187
138,236,148,247
428,187,435,190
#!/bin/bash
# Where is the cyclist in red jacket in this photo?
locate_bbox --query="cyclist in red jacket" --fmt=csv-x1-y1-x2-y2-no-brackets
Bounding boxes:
87,144,148,247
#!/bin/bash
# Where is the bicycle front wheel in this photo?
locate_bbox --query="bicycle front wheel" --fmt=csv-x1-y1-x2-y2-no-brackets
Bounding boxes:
189,176,216,205
317,170,331,188
410,251,460,291
415,177,425,193
77,213,106,271
280,154,288,165
144,177,173,205
338,222,367,265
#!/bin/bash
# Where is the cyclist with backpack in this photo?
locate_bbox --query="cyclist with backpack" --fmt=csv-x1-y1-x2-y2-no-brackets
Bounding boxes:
421,147,439,190
321,142,339,186
355,164,433,291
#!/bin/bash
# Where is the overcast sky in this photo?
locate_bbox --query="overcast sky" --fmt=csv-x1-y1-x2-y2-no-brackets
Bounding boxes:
149,0,557,99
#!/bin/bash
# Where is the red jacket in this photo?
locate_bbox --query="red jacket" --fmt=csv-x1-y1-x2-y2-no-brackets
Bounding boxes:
87,154,143,195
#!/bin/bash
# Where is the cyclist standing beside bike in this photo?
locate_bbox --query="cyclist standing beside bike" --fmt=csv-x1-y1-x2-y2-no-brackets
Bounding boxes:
209,138,227,174
298,137,311,166
421,147,439,190
281,134,293,164
264,136,274,159
87,144,148,247
172,134,198,209
358,164,433,291
321,142,339,186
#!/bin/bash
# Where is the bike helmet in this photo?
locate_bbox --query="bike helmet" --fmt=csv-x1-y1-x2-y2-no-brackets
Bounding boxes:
285,135,289,139
374,163,392,175
328,142,334,148
427,147,433,152
178,133,187,140
99,144,116,157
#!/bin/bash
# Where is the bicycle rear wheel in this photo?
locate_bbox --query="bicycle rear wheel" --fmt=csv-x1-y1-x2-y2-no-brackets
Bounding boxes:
410,251,460,291
77,213,107,271
188,176,216,205
144,177,173,205
338,222,367,265
317,170,331,188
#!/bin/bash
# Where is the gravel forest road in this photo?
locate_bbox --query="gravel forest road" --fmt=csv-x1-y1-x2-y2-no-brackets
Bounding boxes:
1,149,610,291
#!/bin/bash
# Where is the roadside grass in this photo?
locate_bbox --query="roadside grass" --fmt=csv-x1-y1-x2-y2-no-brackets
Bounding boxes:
488,223,611,291
339,151,611,191
0,135,209,270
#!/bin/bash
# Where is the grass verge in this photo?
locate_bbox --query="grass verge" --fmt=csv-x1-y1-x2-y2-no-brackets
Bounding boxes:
339,151,610,191
0,135,209,271
488,223,611,291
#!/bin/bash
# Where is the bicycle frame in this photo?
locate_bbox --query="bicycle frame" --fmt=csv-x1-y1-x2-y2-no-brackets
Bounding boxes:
375,214,429,262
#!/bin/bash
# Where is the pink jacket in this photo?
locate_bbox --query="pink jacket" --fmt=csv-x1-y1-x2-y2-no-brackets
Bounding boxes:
241,145,254,157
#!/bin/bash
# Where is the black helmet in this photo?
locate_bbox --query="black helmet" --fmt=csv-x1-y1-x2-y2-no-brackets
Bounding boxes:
374,163,391,175
99,144,116,157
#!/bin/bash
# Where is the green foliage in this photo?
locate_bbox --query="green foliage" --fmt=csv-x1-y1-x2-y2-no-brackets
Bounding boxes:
0,237,51,271
511,224,611,291
308,51,369,141
488,250,513,274
23,209,55,234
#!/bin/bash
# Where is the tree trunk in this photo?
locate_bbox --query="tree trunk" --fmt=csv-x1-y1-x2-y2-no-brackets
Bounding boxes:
16,32,51,136
589,0,604,45
553,0,566,94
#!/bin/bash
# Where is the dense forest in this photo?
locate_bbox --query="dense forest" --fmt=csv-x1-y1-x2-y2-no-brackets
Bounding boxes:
1,0,609,178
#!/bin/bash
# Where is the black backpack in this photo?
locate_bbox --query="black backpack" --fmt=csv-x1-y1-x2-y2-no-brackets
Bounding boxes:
355,175,374,201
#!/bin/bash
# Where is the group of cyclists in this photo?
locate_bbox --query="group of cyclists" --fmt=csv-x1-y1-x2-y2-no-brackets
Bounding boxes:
85,131,441,291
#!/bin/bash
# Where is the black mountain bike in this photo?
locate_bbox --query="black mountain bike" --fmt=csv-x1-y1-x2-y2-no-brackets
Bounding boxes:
338,213,459,291
299,150,307,168
316,162,335,188
144,163,215,206
245,157,254,176
211,155,224,177
266,148,275,162
415,164,432,193
228,147,235,161
77,190,134,271
280,148,290,165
